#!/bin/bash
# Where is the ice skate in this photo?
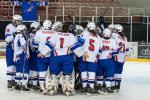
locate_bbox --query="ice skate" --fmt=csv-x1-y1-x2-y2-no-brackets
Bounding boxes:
7,80,15,90
97,84,105,95
104,87,114,95
14,84,21,91
21,85,30,91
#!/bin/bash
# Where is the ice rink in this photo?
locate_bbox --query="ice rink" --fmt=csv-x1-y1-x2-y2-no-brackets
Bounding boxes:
0,59,150,100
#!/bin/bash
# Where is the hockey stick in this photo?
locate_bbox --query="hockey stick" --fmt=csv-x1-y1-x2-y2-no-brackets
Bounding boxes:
68,15,74,23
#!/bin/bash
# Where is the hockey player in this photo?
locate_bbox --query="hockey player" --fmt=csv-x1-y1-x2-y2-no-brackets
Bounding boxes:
97,28,119,94
73,25,84,90
32,20,55,92
113,24,129,92
5,14,22,89
13,24,30,91
78,22,101,94
51,21,63,32
108,23,118,90
38,23,84,96
28,21,41,90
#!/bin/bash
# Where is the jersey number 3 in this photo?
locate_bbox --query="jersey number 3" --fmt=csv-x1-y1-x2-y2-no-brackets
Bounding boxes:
88,39,95,51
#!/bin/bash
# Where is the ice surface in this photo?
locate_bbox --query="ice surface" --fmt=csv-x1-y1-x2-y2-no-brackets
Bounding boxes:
0,59,150,100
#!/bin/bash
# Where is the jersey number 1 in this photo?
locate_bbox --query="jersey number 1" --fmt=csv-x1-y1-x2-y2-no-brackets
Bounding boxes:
60,38,64,48
88,39,95,51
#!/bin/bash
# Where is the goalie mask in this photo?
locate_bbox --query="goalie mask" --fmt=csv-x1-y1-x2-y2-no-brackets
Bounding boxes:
43,20,52,30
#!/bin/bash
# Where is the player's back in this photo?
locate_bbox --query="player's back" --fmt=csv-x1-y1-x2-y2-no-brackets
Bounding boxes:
99,38,117,59
53,32,76,56
81,31,100,62
35,29,56,45
114,35,128,62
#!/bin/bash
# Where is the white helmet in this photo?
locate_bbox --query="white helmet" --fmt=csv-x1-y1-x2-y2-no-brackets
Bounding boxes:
16,24,27,33
87,21,96,30
43,20,52,29
103,28,112,38
13,15,22,26
51,21,63,31
115,24,123,32
30,21,40,29
76,25,84,32
108,24,115,29
13,14,22,21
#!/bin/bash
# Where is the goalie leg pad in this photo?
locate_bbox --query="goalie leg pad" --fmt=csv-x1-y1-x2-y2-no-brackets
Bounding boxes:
45,74,59,95
61,74,75,96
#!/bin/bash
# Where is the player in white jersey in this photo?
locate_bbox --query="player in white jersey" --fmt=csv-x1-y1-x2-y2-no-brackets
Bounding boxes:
28,21,41,90
78,22,101,94
73,24,85,90
97,28,119,93
5,14,22,89
113,24,129,92
13,24,30,91
32,20,56,92
38,23,84,95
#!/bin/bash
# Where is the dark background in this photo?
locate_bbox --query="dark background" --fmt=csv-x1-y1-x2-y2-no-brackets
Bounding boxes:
0,21,150,42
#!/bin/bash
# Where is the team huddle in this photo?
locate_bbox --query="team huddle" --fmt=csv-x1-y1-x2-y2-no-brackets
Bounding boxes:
5,14,128,96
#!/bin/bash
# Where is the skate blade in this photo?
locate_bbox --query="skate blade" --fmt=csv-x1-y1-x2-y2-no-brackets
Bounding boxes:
98,90,105,95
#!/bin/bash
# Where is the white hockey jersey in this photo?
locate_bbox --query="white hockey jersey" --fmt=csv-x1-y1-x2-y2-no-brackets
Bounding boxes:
80,30,101,62
39,32,84,57
5,23,17,43
52,32,77,56
114,35,128,63
99,38,118,60
13,34,29,61
33,29,56,57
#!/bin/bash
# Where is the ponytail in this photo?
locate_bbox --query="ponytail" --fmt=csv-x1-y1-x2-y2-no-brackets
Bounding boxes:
119,32,125,39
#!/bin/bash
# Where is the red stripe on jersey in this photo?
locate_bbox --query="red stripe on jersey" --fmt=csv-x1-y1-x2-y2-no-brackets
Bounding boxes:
82,78,88,81
50,42,55,47
88,79,95,81
54,50,58,56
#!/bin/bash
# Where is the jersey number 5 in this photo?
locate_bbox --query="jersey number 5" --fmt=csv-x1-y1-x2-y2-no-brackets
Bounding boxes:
88,39,95,51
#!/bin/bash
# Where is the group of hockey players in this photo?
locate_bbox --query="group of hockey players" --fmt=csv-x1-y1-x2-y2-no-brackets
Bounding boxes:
5,14,128,96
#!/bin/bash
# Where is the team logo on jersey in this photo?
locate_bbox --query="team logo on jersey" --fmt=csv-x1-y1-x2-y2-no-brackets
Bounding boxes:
25,5,34,12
